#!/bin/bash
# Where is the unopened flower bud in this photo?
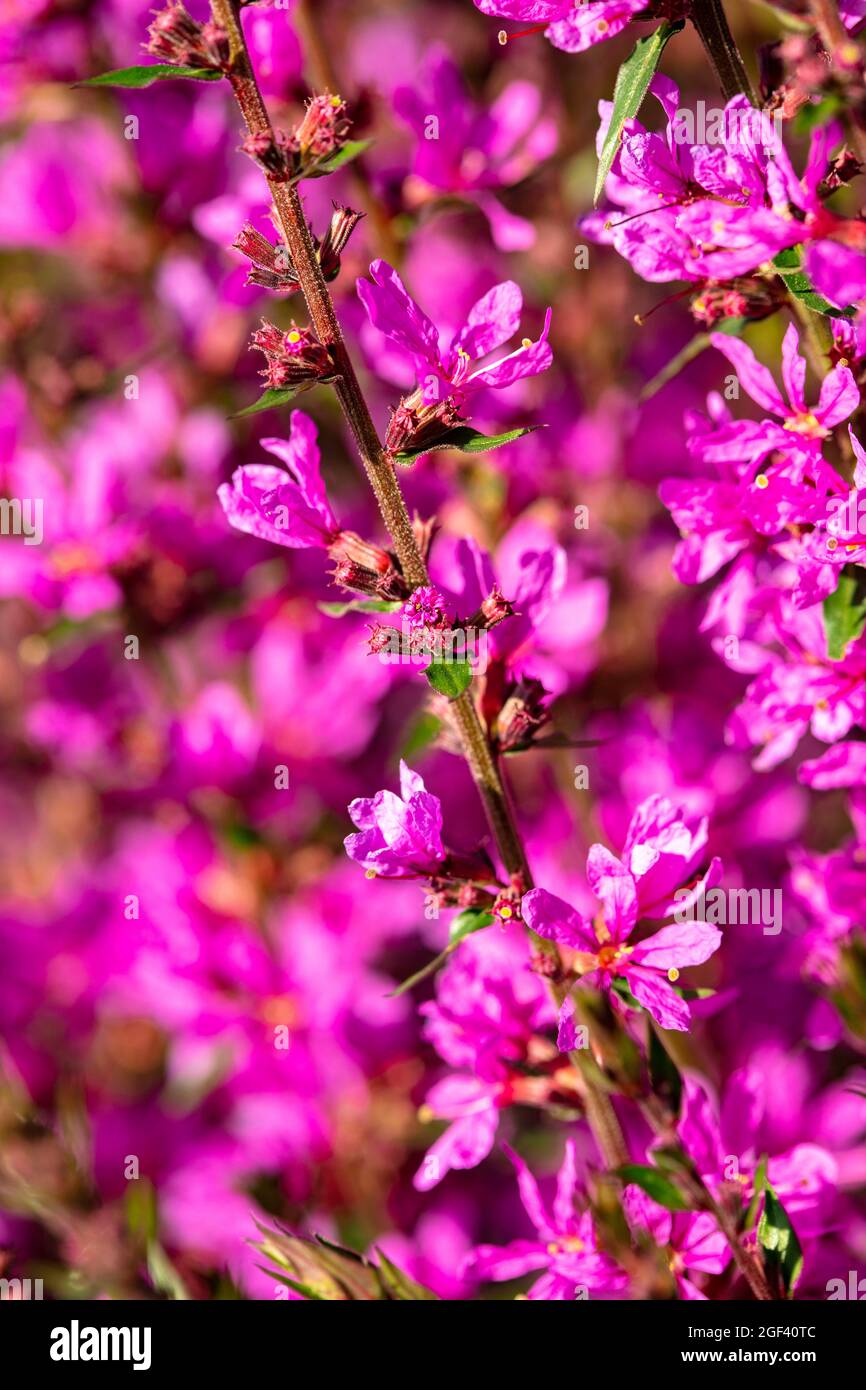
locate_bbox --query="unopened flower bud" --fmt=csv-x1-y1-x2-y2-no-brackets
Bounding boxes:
291,93,351,159
494,677,551,753
145,3,229,71
250,319,337,389
241,130,291,183
233,223,298,293
468,584,515,630
690,277,783,329
317,204,365,282
385,388,463,457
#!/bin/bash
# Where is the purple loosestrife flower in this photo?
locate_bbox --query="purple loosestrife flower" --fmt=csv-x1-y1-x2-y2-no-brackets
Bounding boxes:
523,795,723,1038
393,47,556,250
626,1192,729,1300
583,76,847,284
462,1141,628,1299
344,761,445,879
724,603,866,769
217,411,339,550
697,324,859,472
357,260,552,453
475,0,649,54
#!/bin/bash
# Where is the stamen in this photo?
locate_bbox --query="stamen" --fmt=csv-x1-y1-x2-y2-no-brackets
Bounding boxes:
633,286,694,325
497,23,549,45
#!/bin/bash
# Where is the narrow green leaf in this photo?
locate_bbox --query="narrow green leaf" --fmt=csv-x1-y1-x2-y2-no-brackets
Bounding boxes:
318,598,401,617
773,247,855,318
424,658,473,700
594,21,684,206
744,1154,769,1232
757,1183,803,1297
448,908,494,944
310,138,374,176
232,385,315,419
78,65,223,89
616,1163,691,1211
374,1249,439,1301
823,569,866,660
394,425,540,466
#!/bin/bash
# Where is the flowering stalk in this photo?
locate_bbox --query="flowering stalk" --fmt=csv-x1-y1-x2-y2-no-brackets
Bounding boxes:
207,7,530,909
209,0,629,1172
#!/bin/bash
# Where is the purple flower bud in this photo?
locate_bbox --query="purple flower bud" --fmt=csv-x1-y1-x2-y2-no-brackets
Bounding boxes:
250,320,336,389
241,130,291,183
144,3,228,71
290,94,351,160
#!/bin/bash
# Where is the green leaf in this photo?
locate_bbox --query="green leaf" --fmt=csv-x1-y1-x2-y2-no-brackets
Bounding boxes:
448,908,494,944
394,425,541,466
373,1249,439,1301
757,1183,803,1297
424,659,473,700
594,21,684,206
793,93,844,135
773,247,854,318
231,384,314,419
616,1164,691,1211
318,598,401,617
310,138,373,177
78,65,223,89
824,569,866,660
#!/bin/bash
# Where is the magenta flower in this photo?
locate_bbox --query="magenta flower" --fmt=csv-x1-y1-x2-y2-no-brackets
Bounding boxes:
217,411,339,550
696,324,859,470
393,47,556,250
462,1141,628,1299
475,0,647,55
807,241,866,310
722,602,866,769
523,795,723,1036
357,260,552,450
583,77,846,283
626,1190,728,1300
344,761,446,879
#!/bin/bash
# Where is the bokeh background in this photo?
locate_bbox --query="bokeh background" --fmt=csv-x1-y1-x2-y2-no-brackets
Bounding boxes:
1,0,865,1299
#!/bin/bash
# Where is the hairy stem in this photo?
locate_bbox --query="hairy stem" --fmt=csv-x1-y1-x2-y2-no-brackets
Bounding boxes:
691,0,758,105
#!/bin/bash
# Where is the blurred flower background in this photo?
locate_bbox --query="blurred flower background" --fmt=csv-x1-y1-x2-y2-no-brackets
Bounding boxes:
1,0,866,1301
